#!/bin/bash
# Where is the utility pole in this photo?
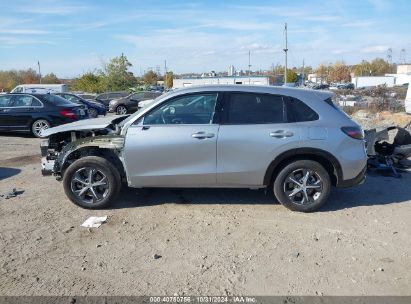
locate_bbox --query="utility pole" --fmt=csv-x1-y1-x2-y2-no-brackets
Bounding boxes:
38,61,41,84
283,23,288,86
248,50,251,84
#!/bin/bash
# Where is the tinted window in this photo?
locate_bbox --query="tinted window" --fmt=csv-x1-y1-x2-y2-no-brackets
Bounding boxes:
12,95,33,107
226,93,285,124
62,94,81,104
144,93,217,125
131,93,145,100
111,93,123,98
287,97,319,122
97,94,108,100
38,94,73,106
0,95,13,107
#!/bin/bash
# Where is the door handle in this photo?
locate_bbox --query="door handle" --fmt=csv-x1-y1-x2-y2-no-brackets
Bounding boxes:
192,132,215,139
270,130,294,138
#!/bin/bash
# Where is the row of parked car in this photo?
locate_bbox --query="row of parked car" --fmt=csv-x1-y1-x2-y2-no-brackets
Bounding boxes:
0,85,163,137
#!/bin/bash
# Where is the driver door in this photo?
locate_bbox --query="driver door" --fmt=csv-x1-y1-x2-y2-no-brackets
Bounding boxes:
124,92,220,187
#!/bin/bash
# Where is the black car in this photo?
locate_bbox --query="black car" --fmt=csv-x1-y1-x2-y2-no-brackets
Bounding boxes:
95,92,129,109
0,93,88,137
108,91,162,114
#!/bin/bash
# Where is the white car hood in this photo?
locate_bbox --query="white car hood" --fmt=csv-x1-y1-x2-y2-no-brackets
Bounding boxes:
41,115,127,137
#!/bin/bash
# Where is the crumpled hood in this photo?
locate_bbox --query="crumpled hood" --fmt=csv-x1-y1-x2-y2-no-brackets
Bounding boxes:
41,115,128,137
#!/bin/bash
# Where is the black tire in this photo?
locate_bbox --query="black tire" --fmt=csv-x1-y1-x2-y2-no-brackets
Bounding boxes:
273,160,331,212
88,108,98,118
62,156,121,209
116,105,128,115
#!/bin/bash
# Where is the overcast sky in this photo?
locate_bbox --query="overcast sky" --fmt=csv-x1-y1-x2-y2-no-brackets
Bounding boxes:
0,0,410,78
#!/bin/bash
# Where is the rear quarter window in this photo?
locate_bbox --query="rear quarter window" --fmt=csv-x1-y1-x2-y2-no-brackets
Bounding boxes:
286,97,319,122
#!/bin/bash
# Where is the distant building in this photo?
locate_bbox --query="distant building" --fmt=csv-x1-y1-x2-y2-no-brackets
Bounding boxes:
397,64,411,74
228,65,236,76
173,76,271,89
351,76,395,88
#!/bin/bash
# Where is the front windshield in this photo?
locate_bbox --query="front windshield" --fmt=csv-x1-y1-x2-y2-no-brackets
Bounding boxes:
118,92,170,127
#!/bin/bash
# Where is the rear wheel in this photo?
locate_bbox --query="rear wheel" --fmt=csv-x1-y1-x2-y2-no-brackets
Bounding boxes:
31,119,50,138
116,105,127,115
62,156,121,209
273,160,331,212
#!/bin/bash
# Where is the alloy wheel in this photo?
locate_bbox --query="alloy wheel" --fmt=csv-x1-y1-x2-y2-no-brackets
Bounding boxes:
88,108,98,118
32,120,50,137
70,167,110,204
116,106,127,115
283,168,323,205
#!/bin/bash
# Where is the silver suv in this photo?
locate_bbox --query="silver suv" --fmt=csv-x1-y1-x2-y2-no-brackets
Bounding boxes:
40,85,367,212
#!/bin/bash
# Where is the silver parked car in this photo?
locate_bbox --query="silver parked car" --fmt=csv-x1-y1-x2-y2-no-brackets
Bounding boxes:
40,85,367,212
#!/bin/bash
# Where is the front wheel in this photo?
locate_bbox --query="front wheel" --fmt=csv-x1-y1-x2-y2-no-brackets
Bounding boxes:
273,160,331,212
62,156,121,209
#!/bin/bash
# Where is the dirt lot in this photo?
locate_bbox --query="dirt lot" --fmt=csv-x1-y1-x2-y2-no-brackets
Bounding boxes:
0,132,410,296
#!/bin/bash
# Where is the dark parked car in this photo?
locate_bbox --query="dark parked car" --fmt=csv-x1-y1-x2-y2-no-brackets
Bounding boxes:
108,91,162,114
55,93,106,118
95,92,129,109
0,93,88,137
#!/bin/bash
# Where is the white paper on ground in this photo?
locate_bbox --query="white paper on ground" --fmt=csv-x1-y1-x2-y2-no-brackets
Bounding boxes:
81,216,108,228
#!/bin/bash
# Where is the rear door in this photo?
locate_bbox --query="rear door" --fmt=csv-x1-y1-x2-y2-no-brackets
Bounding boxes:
217,92,301,187
124,92,220,187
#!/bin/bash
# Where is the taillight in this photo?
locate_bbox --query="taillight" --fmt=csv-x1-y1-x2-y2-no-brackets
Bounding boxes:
60,109,77,119
341,126,364,140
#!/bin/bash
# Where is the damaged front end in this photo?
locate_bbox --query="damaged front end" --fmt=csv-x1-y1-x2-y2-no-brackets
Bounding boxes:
40,116,127,180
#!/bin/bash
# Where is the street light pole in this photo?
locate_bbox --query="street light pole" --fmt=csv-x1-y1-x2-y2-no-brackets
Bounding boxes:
38,61,41,84
283,23,288,86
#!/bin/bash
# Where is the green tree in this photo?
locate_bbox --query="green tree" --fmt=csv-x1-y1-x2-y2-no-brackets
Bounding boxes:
41,73,60,84
70,72,106,93
104,53,137,91
165,71,173,88
370,58,391,76
286,69,298,83
0,70,20,92
143,70,159,85
353,60,372,76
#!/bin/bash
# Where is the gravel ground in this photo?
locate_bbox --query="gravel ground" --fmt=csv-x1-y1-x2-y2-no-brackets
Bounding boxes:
0,132,410,296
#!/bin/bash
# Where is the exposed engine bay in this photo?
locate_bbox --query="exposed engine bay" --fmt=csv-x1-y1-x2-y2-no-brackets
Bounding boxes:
40,116,128,179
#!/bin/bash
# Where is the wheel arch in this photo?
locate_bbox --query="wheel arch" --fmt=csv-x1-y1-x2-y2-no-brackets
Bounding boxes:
53,136,125,180
263,148,343,187
61,146,126,180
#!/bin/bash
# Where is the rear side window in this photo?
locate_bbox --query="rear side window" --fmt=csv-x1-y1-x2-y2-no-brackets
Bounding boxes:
225,93,285,124
287,97,319,122
12,95,33,107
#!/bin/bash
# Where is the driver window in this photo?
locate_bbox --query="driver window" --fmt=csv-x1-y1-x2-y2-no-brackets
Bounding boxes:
143,93,217,125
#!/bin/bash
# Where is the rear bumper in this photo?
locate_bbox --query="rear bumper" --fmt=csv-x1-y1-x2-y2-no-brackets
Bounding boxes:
336,165,366,188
